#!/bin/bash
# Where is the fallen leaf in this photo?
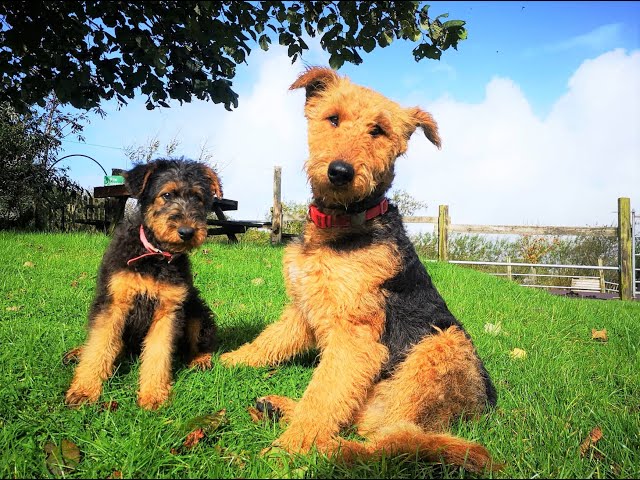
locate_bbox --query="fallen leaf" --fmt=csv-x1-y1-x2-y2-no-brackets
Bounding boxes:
170,448,179,455
183,428,206,449
44,439,81,475
60,439,81,468
484,322,503,336
251,277,264,286
107,471,123,479
181,409,229,450
70,280,79,288
201,249,210,255
23,261,34,268
5,306,21,312
509,348,527,359
247,406,264,423
99,401,119,412
580,426,603,458
79,272,87,280
591,329,608,342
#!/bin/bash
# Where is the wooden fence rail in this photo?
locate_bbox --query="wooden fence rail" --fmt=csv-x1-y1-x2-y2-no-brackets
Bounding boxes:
271,166,634,300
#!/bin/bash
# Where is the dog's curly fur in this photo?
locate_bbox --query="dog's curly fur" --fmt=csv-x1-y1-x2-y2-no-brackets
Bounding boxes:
65,158,221,410
221,67,499,473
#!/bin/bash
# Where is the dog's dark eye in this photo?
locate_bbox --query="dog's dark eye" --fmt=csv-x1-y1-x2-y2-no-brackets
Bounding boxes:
162,192,173,201
327,115,339,127
370,125,385,137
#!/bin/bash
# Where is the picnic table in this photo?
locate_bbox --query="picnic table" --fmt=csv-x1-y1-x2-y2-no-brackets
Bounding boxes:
91,180,269,243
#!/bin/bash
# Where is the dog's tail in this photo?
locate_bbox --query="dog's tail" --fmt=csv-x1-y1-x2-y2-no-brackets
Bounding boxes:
332,423,501,474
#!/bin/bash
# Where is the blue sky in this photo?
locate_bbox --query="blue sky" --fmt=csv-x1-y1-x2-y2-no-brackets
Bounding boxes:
58,1,640,228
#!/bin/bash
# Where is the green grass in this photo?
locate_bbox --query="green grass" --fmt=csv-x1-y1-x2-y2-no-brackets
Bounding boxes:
1,232,638,479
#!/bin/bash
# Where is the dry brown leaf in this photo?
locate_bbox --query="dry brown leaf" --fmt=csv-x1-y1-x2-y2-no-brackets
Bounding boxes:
70,280,79,288
23,261,34,268
99,401,119,412
509,348,527,359
591,329,608,342
183,428,206,449
247,406,264,423
107,471,123,479
579,426,603,457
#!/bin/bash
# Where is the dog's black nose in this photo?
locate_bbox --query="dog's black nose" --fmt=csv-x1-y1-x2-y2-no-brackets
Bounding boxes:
178,227,195,241
327,160,354,186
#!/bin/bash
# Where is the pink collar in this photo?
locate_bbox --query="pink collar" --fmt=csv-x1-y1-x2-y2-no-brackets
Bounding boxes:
127,225,175,266
308,198,389,229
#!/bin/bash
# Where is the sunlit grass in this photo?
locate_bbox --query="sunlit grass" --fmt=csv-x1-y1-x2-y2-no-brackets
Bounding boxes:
0,232,638,478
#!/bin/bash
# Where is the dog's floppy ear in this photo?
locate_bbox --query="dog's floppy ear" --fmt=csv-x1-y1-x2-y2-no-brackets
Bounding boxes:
289,66,339,100
124,162,157,198
407,107,442,149
202,165,223,199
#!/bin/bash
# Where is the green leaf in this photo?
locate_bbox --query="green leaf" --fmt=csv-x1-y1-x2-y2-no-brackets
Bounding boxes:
328,53,344,70
258,34,270,51
362,36,376,53
443,20,466,29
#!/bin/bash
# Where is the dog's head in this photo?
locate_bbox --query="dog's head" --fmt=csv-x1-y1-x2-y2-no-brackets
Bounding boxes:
124,158,222,253
290,66,440,208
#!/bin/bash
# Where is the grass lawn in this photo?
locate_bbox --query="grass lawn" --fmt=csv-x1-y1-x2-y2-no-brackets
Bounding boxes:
1,231,638,479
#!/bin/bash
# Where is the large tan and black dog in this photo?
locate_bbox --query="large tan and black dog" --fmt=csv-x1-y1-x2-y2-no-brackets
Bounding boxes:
221,67,499,473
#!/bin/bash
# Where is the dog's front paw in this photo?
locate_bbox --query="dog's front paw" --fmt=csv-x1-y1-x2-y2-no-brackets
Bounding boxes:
65,382,101,407
188,353,213,370
219,349,254,367
137,385,171,410
256,395,297,423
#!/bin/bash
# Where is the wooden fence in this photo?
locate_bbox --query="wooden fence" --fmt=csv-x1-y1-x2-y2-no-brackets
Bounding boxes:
269,166,635,301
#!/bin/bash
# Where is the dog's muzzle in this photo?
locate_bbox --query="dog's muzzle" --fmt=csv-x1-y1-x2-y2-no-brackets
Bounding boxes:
327,160,354,186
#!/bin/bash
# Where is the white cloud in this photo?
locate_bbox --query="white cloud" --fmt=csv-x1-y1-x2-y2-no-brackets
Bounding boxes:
397,48,640,228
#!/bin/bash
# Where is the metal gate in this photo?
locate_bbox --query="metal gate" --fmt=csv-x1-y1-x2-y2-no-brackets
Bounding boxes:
634,209,639,297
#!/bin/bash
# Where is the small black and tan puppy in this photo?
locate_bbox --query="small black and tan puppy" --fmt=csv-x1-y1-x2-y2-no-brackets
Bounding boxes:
66,158,221,410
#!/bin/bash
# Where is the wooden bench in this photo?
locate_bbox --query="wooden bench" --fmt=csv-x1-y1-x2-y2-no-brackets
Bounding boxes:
570,277,602,292
92,181,267,243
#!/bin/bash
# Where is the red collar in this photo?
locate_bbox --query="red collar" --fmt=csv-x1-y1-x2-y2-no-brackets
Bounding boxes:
309,198,389,229
127,225,175,266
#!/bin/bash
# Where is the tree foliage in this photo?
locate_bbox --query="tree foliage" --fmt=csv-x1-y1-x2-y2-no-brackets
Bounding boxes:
0,1,467,113
0,98,87,229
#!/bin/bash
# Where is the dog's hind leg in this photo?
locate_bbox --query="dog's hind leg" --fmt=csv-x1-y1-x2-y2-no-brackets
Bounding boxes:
354,326,490,435
220,305,314,367
342,326,497,472
184,290,217,370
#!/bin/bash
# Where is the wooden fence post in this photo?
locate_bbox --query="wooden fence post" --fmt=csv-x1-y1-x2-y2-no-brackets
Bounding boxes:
506,256,513,281
271,166,283,245
598,257,606,293
438,205,449,262
618,197,633,300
